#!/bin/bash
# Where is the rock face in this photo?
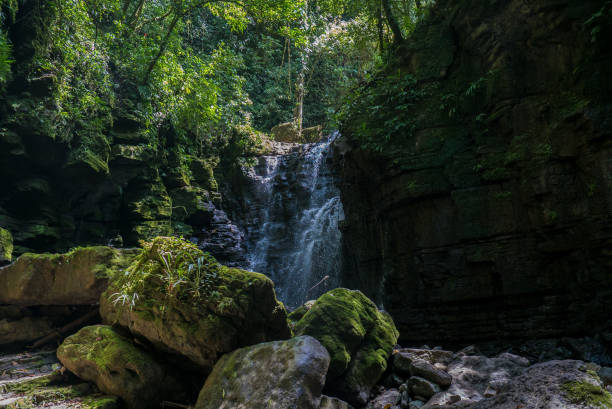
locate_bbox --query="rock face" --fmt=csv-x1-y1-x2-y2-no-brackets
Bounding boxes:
0,227,12,265
100,236,291,373
293,288,399,406
335,0,612,344
57,325,183,409
0,246,135,306
194,336,330,409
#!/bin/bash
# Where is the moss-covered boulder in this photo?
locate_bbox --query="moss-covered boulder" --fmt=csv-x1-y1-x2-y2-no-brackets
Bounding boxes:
195,335,330,409
293,288,399,406
100,236,291,373
0,246,136,306
0,227,13,265
57,325,184,409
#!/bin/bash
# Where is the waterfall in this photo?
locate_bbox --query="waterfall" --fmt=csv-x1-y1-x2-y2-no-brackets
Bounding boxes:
238,135,344,309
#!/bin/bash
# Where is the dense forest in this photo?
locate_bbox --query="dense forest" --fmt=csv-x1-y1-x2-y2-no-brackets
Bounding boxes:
0,0,611,408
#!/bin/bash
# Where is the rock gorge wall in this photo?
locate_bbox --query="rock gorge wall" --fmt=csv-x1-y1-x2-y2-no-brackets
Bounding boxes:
335,0,612,345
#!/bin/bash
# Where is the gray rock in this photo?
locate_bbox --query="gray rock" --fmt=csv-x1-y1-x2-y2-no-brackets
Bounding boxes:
320,395,354,409
394,351,415,375
408,376,441,400
366,389,401,409
409,401,424,409
195,336,330,409
410,358,452,387
400,390,411,408
598,366,612,386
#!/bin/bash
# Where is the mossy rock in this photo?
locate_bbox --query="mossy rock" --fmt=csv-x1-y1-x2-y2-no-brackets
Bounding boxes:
168,185,215,225
189,156,219,191
562,380,612,408
0,227,13,264
2,370,119,409
293,288,399,406
100,236,291,373
57,325,185,409
195,336,330,409
0,246,137,306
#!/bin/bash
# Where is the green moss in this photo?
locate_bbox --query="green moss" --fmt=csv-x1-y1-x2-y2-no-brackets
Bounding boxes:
3,372,119,409
562,381,612,407
0,227,13,262
293,288,399,400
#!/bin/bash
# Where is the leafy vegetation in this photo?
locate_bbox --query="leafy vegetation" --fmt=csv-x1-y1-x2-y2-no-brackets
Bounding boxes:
110,236,223,308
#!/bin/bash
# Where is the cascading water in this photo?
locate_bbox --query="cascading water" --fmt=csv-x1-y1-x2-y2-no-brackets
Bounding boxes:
237,135,344,309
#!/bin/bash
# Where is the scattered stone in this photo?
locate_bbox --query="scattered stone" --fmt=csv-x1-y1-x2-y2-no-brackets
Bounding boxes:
409,400,424,409
382,373,405,388
408,376,441,400
100,236,291,373
57,325,183,409
292,288,399,406
409,358,452,386
400,389,411,408
195,336,330,409
365,389,401,409
320,395,354,409
0,246,135,306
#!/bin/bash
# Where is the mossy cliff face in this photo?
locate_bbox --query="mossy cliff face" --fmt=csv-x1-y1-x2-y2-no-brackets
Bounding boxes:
0,246,135,306
292,288,399,406
57,325,184,409
100,236,291,374
0,227,12,264
0,2,225,256
335,0,612,345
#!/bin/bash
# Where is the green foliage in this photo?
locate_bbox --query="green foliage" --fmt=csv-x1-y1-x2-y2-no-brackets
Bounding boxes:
109,236,224,309
339,71,424,152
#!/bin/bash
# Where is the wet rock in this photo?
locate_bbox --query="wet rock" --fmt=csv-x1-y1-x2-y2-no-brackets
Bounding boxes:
366,389,401,409
292,288,399,406
0,227,12,265
195,336,329,409
320,395,354,409
100,236,290,373
57,325,184,409
409,358,452,387
194,208,247,266
408,376,441,400
0,246,135,306
409,401,424,409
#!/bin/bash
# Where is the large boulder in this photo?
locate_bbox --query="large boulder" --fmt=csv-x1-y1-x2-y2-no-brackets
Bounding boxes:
57,325,184,409
195,335,330,409
100,236,290,373
425,360,612,409
0,227,12,265
292,288,400,406
0,246,136,306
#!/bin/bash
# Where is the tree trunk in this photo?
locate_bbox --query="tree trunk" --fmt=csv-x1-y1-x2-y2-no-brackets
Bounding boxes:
143,12,180,83
382,0,403,45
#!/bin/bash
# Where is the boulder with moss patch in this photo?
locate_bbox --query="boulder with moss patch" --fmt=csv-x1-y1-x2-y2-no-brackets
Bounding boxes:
0,246,136,306
100,236,291,374
195,335,330,409
292,288,399,406
57,325,184,409
0,227,13,265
